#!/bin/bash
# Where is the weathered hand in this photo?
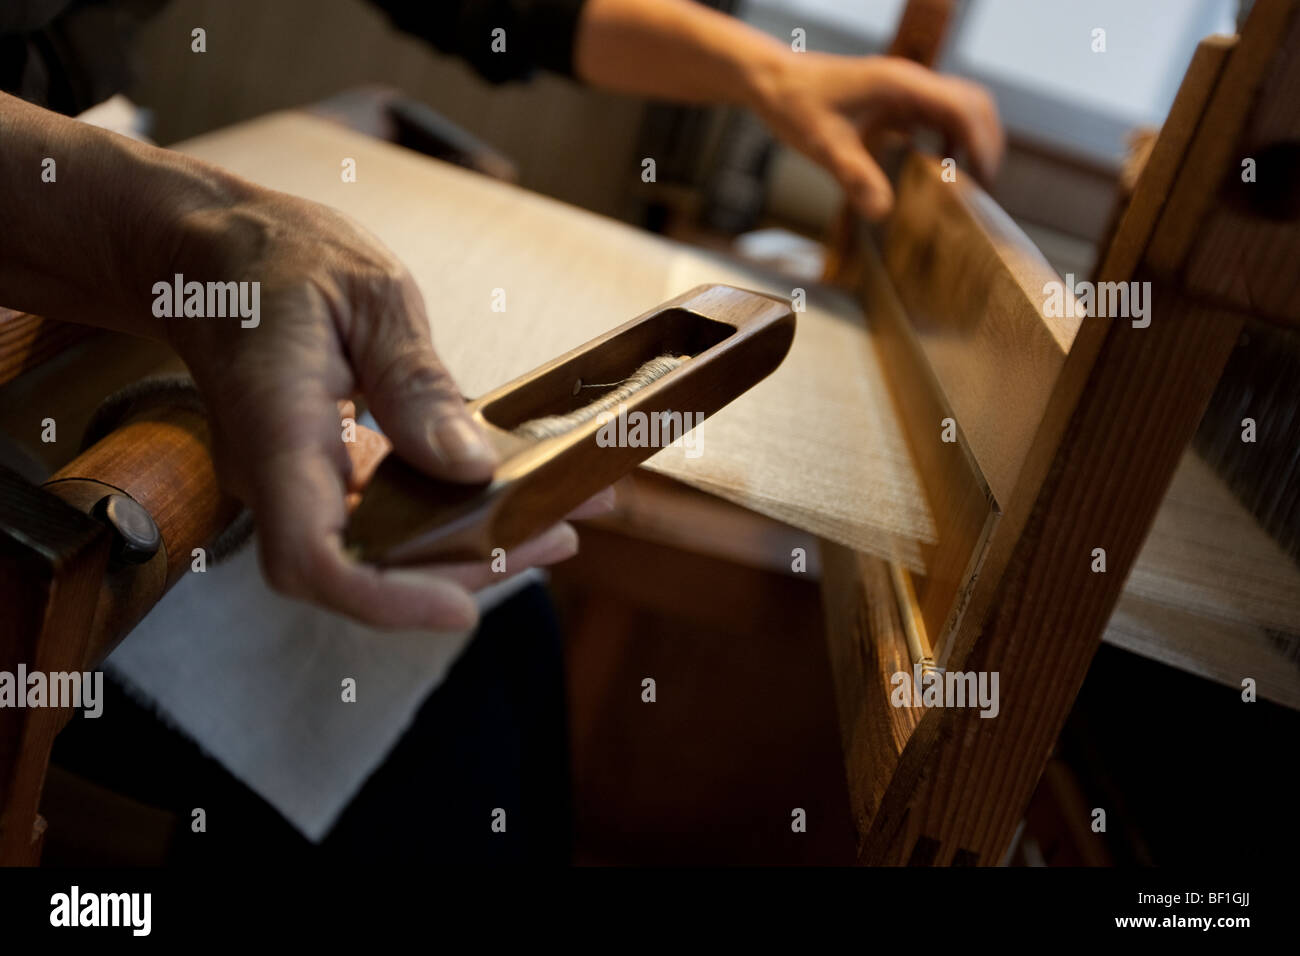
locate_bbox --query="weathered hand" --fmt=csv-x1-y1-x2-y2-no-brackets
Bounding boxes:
163,187,605,631
748,53,1005,219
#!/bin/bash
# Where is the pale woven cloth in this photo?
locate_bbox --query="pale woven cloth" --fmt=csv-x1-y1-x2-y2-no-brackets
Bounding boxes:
104,542,539,842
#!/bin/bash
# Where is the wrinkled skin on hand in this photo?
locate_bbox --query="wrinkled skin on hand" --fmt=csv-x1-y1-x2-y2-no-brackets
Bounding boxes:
166,189,610,632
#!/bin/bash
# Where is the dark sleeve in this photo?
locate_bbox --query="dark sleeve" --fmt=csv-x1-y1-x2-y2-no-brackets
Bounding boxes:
367,0,589,84
1,0,170,115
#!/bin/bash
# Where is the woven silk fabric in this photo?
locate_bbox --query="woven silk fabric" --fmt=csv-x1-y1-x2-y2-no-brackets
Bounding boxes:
174,112,938,569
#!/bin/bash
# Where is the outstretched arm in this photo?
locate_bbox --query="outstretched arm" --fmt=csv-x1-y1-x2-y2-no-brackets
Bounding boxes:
572,0,1004,218
0,90,590,632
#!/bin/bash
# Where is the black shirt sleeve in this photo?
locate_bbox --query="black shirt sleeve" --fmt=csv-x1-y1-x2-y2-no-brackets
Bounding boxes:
1,0,169,115
367,0,589,84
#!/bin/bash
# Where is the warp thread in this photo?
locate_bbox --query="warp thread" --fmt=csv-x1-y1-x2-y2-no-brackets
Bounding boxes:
513,354,688,442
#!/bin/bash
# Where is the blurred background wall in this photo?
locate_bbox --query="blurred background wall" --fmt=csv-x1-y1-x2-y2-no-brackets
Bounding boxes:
123,0,1240,284
126,0,649,219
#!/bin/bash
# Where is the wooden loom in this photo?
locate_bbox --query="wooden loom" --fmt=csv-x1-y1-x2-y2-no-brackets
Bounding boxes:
815,0,1300,863
2,0,1299,865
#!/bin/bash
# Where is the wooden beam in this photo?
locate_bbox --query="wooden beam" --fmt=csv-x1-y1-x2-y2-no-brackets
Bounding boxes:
861,289,1245,864
825,7,1300,863
0,310,93,388
0,466,108,865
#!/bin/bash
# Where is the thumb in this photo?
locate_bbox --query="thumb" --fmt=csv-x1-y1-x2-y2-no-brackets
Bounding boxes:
353,283,497,483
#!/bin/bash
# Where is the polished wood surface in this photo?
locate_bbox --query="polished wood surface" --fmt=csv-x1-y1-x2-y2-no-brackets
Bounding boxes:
347,284,795,565
0,309,94,389
46,392,240,658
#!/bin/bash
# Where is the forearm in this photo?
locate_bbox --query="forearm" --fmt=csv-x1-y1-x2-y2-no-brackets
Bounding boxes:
0,91,252,339
573,0,791,110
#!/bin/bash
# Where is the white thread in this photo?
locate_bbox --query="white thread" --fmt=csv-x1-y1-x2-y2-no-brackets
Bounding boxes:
513,354,688,441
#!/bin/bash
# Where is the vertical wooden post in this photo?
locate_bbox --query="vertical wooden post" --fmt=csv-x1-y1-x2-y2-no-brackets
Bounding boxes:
860,290,1245,864
0,467,108,865
854,0,1299,863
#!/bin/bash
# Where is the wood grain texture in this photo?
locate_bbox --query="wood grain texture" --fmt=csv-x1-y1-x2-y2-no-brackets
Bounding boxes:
2,389,235,864
819,541,936,854
862,291,1245,865
932,20,1297,674
44,400,240,663
0,333,182,480
0,467,109,865
50,397,235,580
940,179,1221,679
860,152,1075,666
0,309,94,388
